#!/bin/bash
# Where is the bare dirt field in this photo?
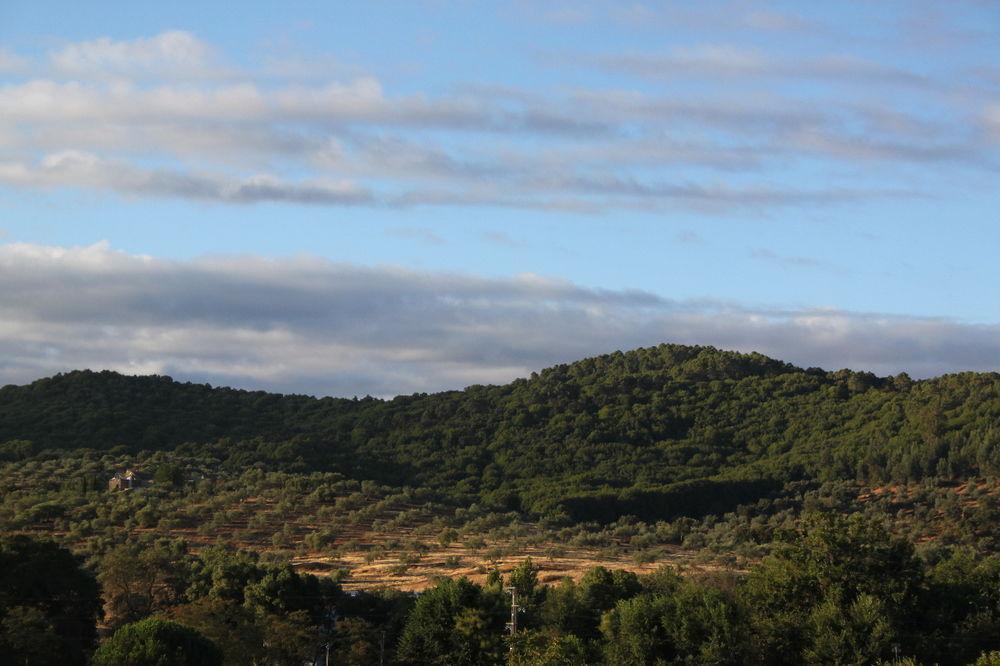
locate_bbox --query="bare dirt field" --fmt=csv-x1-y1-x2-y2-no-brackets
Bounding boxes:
293,543,735,592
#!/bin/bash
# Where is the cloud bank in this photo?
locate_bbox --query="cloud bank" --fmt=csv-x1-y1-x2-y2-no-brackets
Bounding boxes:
1,242,996,397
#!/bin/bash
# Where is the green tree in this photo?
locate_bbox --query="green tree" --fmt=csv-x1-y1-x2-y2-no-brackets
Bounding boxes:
92,618,222,666
331,617,378,666
0,606,58,665
601,578,748,666
0,438,35,461
169,598,263,666
186,546,262,603
919,549,1000,664
255,611,320,665
0,535,102,666
153,463,186,487
805,593,893,665
579,566,645,641
510,557,542,627
538,577,590,639
667,581,749,665
242,561,338,621
511,630,588,666
99,541,192,628
741,514,922,664
601,593,674,665
396,577,506,665
453,607,502,664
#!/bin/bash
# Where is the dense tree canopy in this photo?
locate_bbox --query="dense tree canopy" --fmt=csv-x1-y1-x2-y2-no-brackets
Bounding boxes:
2,516,999,664
0,535,102,665
91,618,222,666
1,344,999,663
1,345,997,527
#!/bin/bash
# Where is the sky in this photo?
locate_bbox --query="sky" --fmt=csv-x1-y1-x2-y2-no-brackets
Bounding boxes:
1,1,999,396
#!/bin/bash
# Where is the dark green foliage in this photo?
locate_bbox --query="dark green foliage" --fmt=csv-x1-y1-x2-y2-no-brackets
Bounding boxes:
510,630,589,666
508,557,542,628
99,540,194,628
154,463,185,487
1,345,1000,663
0,535,102,665
6,507,1000,664
0,438,36,461
919,548,1000,664
185,545,339,623
0,369,346,452
600,572,749,665
186,546,265,603
804,593,892,666
169,598,318,666
742,514,937,664
168,598,265,666
1,344,996,528
38,516,996,665
242,559,339,621
558,478,784,523
332,588,415,665
396,577,507,665
91,618,222,666
537,566,642,644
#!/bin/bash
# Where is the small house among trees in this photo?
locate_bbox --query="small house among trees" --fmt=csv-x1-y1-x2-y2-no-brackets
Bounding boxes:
108,469,141,492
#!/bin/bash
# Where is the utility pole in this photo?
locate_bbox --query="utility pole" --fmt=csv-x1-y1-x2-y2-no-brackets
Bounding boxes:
321,605,337,666
379,630,386,666
504,584,518,658
504,585,518,636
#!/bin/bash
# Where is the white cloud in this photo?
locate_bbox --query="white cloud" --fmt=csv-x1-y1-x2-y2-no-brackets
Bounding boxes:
0,29,992,214
0,149,899,213
0,151,372,205
0,242,996,396
49,30,216,79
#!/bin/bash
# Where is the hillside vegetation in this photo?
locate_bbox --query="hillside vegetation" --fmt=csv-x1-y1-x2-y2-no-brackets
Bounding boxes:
2,344,997,525
2,344,1000,663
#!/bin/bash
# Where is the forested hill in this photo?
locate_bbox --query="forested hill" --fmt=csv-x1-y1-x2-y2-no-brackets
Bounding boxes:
0,369,356,451
0,345,794,450
2,344,998,521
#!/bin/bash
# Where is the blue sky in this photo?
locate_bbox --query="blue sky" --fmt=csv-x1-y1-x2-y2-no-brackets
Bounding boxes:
1,1,998,395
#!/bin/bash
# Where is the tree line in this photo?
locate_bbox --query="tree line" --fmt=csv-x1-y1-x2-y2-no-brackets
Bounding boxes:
3,514,999,665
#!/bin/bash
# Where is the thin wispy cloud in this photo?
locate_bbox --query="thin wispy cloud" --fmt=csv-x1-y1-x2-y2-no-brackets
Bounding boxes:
608,3,813,33
983,106,1000,140
674,230,704,245
481,231,525,249
387,227,447,245
0,48,27,74
750,248,845,275
595,46,932,88
0,151,373,206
